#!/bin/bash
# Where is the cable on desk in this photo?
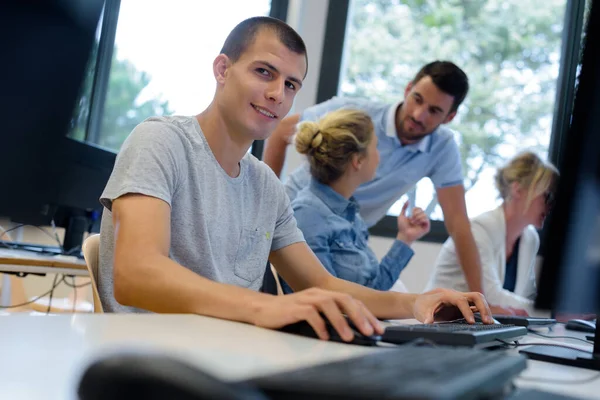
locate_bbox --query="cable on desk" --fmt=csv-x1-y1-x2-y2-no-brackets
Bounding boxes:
62,278,92,288
68,276,77,313
518,372,600,385
46,274,60,314
496,339,593,354
527,329,593,344
0,275,65,309
0,223,64,252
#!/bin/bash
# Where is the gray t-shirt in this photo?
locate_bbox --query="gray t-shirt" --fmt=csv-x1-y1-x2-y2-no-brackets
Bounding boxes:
98,115,304,313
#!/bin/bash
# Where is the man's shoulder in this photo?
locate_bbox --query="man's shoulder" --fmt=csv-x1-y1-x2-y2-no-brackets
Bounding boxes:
431,125,459,144
127,115,195,148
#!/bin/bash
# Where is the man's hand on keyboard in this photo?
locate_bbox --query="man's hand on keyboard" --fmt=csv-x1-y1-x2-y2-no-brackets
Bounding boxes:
251,287,384,341
413,288,493,324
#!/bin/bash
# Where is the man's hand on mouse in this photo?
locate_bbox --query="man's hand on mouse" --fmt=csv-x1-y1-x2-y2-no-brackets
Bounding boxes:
413,288,494,324
251,288,384,342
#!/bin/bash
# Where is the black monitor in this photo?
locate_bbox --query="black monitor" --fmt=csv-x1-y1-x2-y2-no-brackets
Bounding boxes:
521,0,600,370
0,0,113,253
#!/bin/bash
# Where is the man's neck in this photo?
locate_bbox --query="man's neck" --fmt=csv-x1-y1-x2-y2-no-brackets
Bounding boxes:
196,105,252,178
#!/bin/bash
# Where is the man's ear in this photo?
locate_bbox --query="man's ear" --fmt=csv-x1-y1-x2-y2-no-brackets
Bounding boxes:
213,54,231,84
443,110,457,124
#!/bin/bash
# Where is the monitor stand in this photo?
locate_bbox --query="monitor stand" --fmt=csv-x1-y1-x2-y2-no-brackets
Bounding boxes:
62,215,89,255
519,322,600,371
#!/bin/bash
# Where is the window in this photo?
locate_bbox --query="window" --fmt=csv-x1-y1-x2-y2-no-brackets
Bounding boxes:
69,0,273,152
338,0,568,222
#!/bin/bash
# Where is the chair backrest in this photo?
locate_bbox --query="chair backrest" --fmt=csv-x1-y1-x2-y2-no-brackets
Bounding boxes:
270,265,283,295
82,234,103,313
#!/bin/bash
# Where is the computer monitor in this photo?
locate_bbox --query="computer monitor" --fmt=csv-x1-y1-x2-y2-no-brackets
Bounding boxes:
0,0,112,253
522,0,600,370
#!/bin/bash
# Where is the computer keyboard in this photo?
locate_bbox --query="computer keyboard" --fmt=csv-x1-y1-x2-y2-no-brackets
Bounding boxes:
493,315,557,327
245,343,527,399
382,322,527,347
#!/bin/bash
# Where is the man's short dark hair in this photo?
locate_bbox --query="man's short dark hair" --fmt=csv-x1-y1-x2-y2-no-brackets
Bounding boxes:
220,16,308,75
412,61,469,112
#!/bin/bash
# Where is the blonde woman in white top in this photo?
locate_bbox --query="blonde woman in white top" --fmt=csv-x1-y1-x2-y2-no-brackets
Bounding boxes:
425,151,558,316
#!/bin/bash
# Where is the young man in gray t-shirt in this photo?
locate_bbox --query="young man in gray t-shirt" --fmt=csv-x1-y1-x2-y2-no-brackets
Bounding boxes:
99,16,494,341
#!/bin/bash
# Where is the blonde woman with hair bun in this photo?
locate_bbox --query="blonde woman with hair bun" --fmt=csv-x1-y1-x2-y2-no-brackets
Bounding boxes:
279,109,431,294
425,151,559,316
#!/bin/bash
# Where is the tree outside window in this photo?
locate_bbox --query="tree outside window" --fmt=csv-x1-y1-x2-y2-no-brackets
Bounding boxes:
340,0,567,219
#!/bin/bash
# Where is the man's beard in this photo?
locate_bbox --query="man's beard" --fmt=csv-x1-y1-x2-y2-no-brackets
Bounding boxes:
399,118,435,143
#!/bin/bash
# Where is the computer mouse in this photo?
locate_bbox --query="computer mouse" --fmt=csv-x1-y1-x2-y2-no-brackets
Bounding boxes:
565,319,596,333
277,315,381,346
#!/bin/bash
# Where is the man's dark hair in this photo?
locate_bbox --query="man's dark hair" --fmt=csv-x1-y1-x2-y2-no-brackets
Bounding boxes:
220,16,308,75
412,61,469,112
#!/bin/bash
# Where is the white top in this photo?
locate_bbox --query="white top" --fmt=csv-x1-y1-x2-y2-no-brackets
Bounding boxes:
425,206,539,313
2,314,597,400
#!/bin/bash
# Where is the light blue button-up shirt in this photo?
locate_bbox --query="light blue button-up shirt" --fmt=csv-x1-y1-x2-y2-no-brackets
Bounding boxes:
280,178,414,294
284,97,464,227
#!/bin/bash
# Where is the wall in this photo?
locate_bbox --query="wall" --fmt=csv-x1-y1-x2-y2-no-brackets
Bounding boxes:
369,236,442,293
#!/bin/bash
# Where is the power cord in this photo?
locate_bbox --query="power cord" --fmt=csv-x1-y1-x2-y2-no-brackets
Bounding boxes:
518,372,600,385
70,276,77,313
496,338,593,354
0,275,65,309
0,223,64,252
527,329,593,344
47,274,60,314
62,278,92,288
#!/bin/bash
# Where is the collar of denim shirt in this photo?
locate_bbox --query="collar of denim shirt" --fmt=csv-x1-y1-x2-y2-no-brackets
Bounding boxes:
309,178,360,222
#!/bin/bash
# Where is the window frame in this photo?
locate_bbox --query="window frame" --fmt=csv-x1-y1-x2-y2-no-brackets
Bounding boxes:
79,0,288,157
315,0,587,244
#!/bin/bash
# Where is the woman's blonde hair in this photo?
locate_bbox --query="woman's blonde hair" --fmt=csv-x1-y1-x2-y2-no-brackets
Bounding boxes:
295,109,374,184
495,151,559,208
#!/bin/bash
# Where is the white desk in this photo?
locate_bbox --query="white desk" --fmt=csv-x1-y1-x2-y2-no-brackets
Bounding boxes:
2,314,599,400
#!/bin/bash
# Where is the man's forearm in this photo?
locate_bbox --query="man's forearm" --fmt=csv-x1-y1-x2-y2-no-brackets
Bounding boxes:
320,275,416,320
448,225,484,293
114,254,270,322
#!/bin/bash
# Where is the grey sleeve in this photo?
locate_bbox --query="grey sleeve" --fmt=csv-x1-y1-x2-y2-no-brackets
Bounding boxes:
100,121,185,211
271,180,305,251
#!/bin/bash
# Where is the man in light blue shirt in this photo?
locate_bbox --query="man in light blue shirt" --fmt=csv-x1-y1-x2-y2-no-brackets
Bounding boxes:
283,96,463,227
264,61,511,312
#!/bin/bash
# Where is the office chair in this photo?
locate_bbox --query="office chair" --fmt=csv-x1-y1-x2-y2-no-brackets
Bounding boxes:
82,234,103,313
260,262,284,295
78,353,267,400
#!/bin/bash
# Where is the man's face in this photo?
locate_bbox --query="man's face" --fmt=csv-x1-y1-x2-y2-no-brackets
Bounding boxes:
216,29,307,142
396,76,457,144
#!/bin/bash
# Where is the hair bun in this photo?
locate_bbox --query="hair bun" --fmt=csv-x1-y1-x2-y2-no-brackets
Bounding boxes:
295,121,323,155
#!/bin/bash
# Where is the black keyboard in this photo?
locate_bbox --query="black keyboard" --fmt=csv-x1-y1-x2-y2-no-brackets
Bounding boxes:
382,322,527,347
245,344,527,399
493,315,557,327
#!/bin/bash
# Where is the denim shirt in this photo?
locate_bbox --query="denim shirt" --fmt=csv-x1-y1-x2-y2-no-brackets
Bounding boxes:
281,178,414,294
